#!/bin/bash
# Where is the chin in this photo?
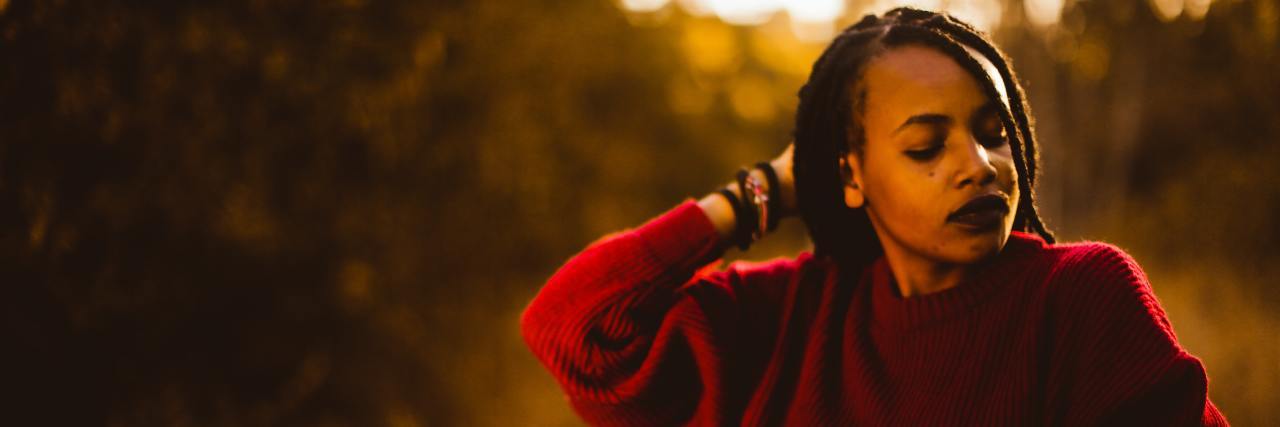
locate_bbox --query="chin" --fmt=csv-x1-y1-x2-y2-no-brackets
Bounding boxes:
943,226,1010,264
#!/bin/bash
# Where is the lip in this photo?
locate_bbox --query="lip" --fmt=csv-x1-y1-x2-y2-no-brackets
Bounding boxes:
947,193,1010,230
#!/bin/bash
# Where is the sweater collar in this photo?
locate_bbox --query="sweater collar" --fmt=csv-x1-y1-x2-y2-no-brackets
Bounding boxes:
861,231,1046,333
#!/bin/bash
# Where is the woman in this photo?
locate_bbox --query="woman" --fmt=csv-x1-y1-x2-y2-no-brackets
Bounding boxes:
522,8,1227,426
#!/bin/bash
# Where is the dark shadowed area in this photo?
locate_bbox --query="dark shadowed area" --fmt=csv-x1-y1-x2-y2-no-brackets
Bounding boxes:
1,0,1276,425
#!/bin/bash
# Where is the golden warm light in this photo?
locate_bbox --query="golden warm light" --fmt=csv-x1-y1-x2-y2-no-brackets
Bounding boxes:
625,0,1008,38
1184,0,1213,20
702,0,781,25
624,0,851,39
784,0,845,22
1024,0,1065,26
786,0,846,41
1150,0,1186,21
1147,0,1218,22
619,0,671,13
622,0,1221,40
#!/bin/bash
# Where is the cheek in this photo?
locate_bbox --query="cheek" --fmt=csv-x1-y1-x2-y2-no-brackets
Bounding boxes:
992,150,1018,189
865,161,943,223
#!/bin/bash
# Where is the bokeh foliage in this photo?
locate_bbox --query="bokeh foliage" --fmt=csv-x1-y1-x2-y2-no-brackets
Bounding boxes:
1,0,1277,425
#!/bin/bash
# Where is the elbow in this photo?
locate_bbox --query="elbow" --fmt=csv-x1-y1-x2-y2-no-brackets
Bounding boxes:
519,283,553,357
520,232,634,362
519,294,547,353
520,272,574,361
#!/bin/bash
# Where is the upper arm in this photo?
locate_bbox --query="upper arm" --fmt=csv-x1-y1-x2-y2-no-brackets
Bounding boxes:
1044,244,1220,425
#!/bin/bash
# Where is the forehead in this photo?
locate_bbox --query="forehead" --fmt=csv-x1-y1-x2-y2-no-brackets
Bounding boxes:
857,44,1009,124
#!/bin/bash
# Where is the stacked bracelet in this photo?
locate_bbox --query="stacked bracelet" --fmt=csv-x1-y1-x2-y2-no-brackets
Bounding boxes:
734,169,761,249
754,162,782,232
739,170,768,240
714,163,782,251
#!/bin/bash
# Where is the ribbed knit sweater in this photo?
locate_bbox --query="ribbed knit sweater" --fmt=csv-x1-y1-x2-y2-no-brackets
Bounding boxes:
521,201,1228,426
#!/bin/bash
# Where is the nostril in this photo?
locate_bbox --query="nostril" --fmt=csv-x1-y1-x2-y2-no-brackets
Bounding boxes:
980,166,997,185
957,162,998,189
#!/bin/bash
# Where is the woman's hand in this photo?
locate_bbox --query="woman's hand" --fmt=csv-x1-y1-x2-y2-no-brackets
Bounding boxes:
698,143,797,243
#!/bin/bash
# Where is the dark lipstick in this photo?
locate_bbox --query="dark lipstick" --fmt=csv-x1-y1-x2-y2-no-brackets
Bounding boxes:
947,193,1009,231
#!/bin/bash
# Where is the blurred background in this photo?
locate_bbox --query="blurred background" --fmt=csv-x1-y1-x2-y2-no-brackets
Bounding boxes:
1,0,1276,425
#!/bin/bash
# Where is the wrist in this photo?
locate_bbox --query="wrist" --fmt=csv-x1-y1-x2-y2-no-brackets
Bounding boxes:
768,158,797,217
699,160,793,251
697,192,737,241
737,169,767,242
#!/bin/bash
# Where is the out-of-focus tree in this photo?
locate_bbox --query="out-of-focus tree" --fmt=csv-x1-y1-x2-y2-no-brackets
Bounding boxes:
1,0,704,424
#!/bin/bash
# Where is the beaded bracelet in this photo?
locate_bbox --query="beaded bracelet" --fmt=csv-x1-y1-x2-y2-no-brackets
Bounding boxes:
754,161,782,232
738,169,768,241
714,164,782,251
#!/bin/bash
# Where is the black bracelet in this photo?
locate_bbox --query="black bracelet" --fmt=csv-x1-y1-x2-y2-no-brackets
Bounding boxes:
754,161,782,232
715,188,750,251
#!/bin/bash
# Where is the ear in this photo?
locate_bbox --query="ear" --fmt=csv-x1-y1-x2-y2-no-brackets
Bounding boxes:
839,153,865,209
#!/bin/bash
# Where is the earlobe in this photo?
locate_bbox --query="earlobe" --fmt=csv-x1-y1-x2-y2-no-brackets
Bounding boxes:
839,156,865,209
844,184,864,209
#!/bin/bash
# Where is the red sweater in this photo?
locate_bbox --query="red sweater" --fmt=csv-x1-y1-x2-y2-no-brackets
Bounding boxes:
522,201,1228,426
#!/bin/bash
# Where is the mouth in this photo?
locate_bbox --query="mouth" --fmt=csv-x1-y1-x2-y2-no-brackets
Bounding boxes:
947,193,1010,231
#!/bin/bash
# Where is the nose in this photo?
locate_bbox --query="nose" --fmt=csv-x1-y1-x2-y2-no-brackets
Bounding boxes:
954,136,998,189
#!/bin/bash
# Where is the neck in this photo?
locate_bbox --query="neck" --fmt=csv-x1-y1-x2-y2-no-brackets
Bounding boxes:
882,247,970,298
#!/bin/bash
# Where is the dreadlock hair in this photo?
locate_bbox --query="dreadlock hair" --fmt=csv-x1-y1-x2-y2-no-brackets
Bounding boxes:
794,7,1056,268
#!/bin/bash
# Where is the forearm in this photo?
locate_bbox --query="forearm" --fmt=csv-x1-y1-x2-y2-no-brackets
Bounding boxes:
522,202,723,362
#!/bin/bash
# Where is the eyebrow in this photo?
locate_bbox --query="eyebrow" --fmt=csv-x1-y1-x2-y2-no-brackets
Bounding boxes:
892,114,951,135
892,101,1003,135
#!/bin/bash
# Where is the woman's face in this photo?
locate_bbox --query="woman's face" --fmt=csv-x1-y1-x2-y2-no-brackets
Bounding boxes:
843,44,1019,267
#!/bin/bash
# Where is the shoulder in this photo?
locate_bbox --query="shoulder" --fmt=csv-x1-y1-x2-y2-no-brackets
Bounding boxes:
1057,239,1145,280
1019,235,1183,351
1005,232,1177,338
1040,238,1156,306
1008,232,1153,300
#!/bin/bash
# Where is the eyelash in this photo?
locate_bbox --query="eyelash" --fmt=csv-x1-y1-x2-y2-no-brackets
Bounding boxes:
905,136,946,161
904,128,1008,161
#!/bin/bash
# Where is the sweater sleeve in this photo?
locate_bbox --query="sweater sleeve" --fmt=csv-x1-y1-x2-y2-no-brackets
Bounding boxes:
1044,244,1229,426
520,200,793,426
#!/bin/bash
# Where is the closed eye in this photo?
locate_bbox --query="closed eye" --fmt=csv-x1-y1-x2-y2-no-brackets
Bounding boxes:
905,136,946,161
972,103,1009,148
978,128,1008,148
